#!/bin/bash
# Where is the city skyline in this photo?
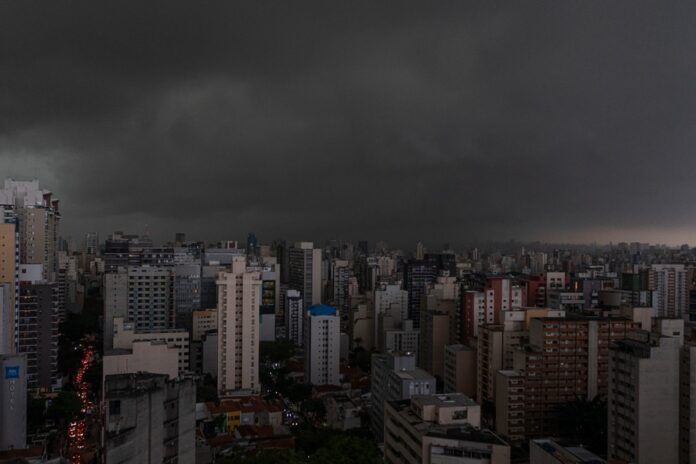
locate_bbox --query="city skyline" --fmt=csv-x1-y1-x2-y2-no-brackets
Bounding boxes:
3,2,696,245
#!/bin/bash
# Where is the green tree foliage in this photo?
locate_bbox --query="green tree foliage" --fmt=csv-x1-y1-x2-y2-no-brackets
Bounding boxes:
226,428,382,464
286,383,312,404
221,449,304,464
311,434,382,464
27,395,47,434
293,427,382,464
47,390,82,424
260,339,296,364
556,396,607,457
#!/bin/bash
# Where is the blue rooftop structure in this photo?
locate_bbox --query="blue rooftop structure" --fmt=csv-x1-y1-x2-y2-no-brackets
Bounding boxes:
308,304,337,317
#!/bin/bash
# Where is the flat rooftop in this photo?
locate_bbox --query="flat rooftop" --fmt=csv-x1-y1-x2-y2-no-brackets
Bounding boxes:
412,393,478,408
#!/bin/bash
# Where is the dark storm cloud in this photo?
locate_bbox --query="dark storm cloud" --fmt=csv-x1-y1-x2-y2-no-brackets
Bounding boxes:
2,1,696,246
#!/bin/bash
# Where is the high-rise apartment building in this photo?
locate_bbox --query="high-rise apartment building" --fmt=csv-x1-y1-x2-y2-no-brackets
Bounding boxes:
17,275,58,390
444,344,477,399
304,304,340,386
495,316,640,442
404,260,437,326
104,373,195,463
104,265,174,350
173,264,201,332
217,257,260,394
374,281,409,345
681,341,696,464
331,259,352,331
370,352,436,441
419,308,450,380
289,242,322,310
462,277,526,344
650,264,689,318
382,319,420,355
0,214,18,354
284,289,303,346
608,331,681,463
191,309,217,341
0,179,60,282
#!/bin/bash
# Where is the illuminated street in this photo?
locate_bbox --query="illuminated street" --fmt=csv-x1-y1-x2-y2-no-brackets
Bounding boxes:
67,340,96,464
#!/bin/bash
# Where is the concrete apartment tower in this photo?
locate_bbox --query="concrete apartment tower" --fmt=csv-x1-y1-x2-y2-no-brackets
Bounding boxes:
289,242,322,310
104,373,195,463
284,289,303,346
608,328,681,463
0,210,18,355
304,304,340,386
650,264,689,318
104,265,175,351
0,179,60,282
217,256,261,394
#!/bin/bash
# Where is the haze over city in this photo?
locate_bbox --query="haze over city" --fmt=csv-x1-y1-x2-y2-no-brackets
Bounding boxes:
3,3,696,464
3,1,696,245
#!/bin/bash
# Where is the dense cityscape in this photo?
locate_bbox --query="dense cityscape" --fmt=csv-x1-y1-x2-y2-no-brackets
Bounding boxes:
4,2,696,463
0,178,693,463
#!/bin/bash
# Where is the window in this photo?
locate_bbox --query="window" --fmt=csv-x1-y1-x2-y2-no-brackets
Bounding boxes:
109,400,121,416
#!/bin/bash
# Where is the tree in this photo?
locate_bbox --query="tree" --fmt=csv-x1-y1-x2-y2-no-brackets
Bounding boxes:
27,395,47,433
294,427,382,464
221,449,304,464
47,390,82,424
556,396,607,457
198,384,218,403
260,339,296,364
286,383,312,404
312,434,382,464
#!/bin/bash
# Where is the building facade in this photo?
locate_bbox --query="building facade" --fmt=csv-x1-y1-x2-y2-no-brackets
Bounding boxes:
304,304,340,386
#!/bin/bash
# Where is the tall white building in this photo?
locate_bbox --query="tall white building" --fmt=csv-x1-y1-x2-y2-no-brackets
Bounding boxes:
304,304,340,386
284,289,303,346
608,329,681,463
289,242,322,310
217,257,261,394
650,264,688,318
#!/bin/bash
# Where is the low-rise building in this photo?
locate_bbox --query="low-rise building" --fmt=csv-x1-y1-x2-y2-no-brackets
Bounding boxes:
324,394,363,431
384,394,509,464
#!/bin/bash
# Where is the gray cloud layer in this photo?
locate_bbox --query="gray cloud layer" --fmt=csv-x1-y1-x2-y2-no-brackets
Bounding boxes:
2,1,695,247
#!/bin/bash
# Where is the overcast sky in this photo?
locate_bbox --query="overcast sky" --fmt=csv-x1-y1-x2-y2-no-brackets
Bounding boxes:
1,1,695,248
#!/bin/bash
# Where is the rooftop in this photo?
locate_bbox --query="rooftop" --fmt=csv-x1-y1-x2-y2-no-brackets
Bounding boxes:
308,304,337,317
426,424,508,446
532,439,606,463
393,368,435,381
412,393,478,408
